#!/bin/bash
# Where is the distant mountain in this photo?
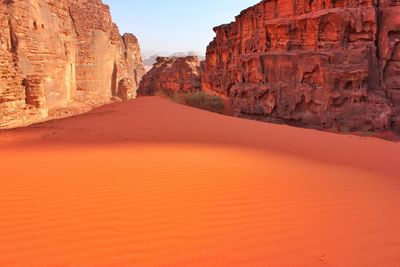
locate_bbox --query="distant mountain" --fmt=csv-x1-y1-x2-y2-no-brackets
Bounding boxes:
143,55,159,67
143,51,205,67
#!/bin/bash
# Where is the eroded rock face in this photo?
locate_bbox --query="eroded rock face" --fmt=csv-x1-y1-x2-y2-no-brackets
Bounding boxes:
0,0,145,129
203,0,400,133
138,56,201,96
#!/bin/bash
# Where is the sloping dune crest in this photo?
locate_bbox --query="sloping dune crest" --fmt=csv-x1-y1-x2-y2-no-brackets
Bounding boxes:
0,96,399,267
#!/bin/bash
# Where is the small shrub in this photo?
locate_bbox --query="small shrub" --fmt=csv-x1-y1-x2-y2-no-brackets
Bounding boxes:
183,92,224,114
154,90,224,114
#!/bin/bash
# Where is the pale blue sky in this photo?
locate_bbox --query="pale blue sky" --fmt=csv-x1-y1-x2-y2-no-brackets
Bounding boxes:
103,0,260,57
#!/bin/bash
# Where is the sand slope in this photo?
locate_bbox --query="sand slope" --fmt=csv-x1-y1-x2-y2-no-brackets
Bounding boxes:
0,96,399,267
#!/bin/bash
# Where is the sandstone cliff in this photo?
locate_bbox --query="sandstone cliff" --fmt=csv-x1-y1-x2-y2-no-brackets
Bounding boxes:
138,56,201,96
202,0,400,133
0,0,145,129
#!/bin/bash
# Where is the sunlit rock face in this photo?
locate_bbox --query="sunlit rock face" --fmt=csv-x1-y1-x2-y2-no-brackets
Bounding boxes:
0,0,145,129
203,0,400,133
138,56,202,96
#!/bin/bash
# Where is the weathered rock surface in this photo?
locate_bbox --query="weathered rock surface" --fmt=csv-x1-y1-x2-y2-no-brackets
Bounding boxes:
0,0,145,129
138,56,201,96
203,0,400,133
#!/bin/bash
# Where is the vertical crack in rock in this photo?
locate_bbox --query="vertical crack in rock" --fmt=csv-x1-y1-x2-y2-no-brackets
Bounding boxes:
67,6,79,37
8,19,17,53
375,0,386,95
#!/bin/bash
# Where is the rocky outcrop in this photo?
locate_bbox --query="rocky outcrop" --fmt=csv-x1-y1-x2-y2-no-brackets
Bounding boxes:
203,0,400,133
138,56,201,96
0,0,145,129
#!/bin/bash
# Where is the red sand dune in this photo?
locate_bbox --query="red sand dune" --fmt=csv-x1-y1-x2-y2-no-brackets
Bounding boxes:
0,96,399,267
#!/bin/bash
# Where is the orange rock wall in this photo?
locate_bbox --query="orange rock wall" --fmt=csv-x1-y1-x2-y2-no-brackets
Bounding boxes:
138,56,201,96
203,0,400,133
0,0,145,128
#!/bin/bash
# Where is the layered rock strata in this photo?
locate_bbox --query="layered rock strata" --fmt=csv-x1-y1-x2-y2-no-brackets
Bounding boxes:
0,0,145,129
202,0,400,133
138,56,201,96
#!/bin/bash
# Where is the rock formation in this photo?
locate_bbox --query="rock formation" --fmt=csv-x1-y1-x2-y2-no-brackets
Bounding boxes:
138,56,202,96
202,0,400,133
0,0,145,129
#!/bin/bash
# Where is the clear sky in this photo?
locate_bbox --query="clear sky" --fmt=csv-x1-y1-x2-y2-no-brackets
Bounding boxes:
103,0,260,57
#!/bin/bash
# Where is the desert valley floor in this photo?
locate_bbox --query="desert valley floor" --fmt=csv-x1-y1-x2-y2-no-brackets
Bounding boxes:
0,97,399,267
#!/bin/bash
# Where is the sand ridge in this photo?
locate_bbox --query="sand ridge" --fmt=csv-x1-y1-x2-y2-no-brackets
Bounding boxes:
0,97,399,266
